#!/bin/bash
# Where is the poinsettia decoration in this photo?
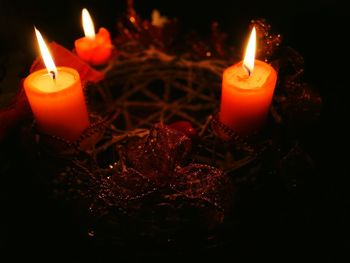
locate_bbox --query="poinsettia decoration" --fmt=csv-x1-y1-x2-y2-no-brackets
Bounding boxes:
59,124,232,214
53,124,232,244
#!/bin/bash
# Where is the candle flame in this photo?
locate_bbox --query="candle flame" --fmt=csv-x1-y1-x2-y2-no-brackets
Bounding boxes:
34,27,57,79
82,8,95,39
243,27,256,76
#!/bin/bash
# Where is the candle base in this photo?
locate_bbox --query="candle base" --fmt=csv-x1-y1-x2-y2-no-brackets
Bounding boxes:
213,112,258,142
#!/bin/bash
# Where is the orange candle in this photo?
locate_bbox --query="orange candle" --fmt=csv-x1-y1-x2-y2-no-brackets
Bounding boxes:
24,28,90,141
74,8,112,66
219,27,277,135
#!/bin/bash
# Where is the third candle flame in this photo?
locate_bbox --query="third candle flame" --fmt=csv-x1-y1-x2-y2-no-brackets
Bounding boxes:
82,8,96,39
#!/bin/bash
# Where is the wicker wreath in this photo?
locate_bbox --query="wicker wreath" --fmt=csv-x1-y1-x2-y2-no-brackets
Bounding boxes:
13,3,321,254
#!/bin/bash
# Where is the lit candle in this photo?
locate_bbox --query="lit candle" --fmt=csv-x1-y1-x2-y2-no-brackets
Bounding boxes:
74,8,112,66
219,27,277,135
24,28,90,141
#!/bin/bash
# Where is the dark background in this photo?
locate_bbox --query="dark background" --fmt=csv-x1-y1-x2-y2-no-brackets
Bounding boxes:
1,0,349,262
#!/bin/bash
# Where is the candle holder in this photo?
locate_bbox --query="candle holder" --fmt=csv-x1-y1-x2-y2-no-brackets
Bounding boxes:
0,2,322,258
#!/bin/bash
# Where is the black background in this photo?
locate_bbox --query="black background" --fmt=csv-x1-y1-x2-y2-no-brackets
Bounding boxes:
0,0,349,262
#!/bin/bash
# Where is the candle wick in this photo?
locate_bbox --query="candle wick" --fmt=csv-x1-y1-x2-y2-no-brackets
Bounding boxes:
49,70,56,82
242,64,251,77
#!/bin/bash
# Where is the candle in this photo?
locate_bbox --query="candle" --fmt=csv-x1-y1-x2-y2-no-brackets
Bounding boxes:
24,28,90,141
219,27,277,135
74,8,112,66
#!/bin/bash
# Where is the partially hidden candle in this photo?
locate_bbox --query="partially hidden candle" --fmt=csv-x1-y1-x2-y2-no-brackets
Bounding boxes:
74,8,112,66
24,28,90,141
219,27,277,135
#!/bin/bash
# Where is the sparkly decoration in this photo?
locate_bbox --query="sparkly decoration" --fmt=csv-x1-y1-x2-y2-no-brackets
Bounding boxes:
52,124,233,249
251,18,282,61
